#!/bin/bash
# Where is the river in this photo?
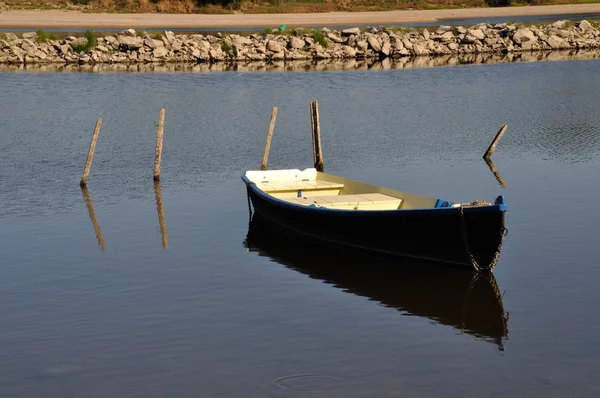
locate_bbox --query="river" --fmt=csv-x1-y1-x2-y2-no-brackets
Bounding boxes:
1,58,599,397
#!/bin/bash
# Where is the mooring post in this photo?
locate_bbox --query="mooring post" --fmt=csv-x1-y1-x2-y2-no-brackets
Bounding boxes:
310,100,324,172
483,124,508,159
260,106,278,171
80,117,102,187
81,186,106,251
153,108,165,181
154,181,168,250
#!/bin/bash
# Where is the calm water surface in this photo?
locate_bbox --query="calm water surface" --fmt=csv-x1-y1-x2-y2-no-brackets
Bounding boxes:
1,60,600,397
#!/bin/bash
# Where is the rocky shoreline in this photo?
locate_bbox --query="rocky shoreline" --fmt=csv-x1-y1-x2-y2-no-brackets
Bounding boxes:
1,20,599,65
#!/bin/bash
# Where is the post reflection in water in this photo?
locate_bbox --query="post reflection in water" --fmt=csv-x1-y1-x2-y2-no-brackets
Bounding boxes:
154,181,168,250
81,186,106,251
484,157,507,188
244,213,509,350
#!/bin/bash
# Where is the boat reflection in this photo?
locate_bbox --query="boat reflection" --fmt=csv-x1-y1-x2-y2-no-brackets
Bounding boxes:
244,213,509,350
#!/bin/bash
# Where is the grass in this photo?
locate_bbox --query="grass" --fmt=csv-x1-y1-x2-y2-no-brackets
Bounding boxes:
35,29,59,43
311,30,330,48
0,33,6,40
71,29,97,53
221,39,234,54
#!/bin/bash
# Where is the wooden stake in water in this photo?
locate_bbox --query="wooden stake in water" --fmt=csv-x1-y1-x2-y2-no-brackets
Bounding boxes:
80,117,102,187
310,101,324,172
483,124,508,159
154,181,168,250
81,186,106,251
260,106,278,171
153,109,165,181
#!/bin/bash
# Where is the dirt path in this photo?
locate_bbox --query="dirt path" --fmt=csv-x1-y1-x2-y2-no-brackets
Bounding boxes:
1,4,600,29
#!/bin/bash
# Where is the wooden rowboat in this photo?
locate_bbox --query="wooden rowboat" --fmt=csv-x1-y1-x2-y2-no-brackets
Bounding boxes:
242,168,507,271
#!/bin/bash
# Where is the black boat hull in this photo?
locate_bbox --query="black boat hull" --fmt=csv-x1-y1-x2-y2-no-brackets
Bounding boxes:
245,183,506,270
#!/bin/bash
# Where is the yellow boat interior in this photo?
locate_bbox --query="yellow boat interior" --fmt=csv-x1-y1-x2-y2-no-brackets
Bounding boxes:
245,168,449,211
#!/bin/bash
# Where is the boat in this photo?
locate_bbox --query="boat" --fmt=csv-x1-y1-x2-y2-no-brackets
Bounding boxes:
244,213,509,350
242,168,507,271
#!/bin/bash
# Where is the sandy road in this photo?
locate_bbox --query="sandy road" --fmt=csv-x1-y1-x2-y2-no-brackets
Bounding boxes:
1,4,600,29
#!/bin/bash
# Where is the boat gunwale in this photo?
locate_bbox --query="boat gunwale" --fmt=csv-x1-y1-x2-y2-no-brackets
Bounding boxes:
242,174,507,215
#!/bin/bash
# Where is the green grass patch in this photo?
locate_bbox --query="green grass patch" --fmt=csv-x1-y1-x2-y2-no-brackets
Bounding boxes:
311,30,330,48
221,40,234,54
35,29,59,43
71,29,98,53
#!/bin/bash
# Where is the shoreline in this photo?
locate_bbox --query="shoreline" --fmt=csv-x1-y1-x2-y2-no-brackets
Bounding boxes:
2,20,599,67
1,4,600,29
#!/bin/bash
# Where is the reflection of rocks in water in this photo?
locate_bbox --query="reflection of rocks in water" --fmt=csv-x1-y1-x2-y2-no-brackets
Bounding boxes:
244,213,509,350
2,49,599,73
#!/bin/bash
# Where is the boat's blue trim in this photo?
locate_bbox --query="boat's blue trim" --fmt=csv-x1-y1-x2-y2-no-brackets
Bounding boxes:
242,174,507,216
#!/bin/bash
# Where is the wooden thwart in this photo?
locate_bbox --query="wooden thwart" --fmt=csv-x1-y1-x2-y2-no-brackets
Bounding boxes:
261,106,278,171
484,124,508,159
80,117,102,187
153,109,166,181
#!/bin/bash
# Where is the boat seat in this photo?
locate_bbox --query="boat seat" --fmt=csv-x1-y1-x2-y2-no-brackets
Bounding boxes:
256,180,344,193
285,193,403,210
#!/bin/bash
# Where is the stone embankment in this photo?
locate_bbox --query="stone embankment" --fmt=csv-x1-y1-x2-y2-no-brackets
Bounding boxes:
0,20,599,65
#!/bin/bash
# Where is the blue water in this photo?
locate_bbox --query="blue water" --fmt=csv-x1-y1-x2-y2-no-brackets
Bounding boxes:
1,59,600,396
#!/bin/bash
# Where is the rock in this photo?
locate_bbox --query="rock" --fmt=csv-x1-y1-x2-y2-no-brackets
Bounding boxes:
356,40,368,51
171,41,182,52
462,32,479,44
96,45,109,52
467,29,486,41
447,42,458,51
266,40,283,52
326,32,345,44
153,47,169,58
552,20,569,29
0,39,9,49
367,35,381,52
546,34,569,49
381,41,391,56
436,25,453,34
271,51,285,60
255,45,267,54
289,36,305,49
22,32,36,40
121,29,136,37
512,28,536,44
437,31,455,42
342,27,361,36
163,31,176,44
423,28,430,40
144,38,163,49
412,43,429,55
4,33,18,42
21,39,37,51
196,40,210,50
579,20,593,33
118,36,143,50
343,45,356,57
233,36,252,46
34,50,47,59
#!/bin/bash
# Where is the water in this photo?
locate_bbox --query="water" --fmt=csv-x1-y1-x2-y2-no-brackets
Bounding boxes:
1,59,600,397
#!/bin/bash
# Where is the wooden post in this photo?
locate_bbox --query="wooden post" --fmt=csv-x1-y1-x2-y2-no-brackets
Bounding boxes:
260,106,278,171
80,117,102,187
483,124,507,159
81,186,106,251
154,181,168,250
484,157,507,189
310,100,324,172
153,109,165,181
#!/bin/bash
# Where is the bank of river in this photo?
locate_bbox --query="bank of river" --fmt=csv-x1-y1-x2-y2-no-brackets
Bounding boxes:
1,20,599,65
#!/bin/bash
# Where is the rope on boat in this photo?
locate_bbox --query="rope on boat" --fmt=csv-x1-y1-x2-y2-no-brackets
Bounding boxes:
458,203,508,273
246,186,253,222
